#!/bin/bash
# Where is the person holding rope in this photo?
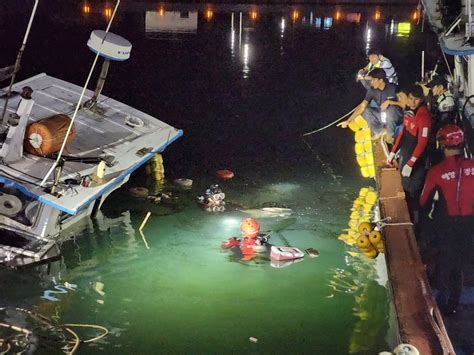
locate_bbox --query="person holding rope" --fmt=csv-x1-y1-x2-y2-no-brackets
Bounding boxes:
419,125,474,316
338,68,402,143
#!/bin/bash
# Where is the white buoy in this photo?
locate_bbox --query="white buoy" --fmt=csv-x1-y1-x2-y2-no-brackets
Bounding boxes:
87,30,132,61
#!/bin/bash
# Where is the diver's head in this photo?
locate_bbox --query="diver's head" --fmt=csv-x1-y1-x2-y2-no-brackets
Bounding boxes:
240,218,260,239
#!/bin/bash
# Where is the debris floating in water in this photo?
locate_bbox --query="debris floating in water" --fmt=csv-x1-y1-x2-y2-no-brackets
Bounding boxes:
305,248,320,258
249,337,258,343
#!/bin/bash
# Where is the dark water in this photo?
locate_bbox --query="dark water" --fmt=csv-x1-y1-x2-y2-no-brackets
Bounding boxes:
0,2,435,354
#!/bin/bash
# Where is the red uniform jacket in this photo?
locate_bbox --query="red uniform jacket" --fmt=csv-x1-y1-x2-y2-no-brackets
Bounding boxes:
391,106,432,167
419,155,474,217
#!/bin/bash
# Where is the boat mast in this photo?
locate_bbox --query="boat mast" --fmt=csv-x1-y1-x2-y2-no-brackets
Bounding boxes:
465,0,474,96
40,0,121,188
0,0,40,127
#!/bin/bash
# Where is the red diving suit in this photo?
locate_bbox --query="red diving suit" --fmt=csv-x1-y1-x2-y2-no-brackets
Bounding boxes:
419,153,474,314
221,218,270,261
391,105,433,194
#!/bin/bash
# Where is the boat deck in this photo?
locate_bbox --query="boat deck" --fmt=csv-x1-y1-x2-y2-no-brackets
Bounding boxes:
0,73,182,215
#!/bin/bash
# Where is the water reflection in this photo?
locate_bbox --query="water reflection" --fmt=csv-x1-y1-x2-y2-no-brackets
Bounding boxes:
145,10,198,36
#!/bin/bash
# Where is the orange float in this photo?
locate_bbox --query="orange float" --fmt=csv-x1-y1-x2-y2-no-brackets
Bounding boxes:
24,114,76,156
216,169,234,180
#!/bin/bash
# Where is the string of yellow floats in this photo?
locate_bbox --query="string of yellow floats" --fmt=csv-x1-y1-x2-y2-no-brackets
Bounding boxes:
337,187,385,259
349,116,376,178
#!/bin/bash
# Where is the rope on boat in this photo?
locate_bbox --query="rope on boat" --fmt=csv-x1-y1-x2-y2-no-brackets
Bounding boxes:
41,0,121,187
441,48,453,78
302,107,356,136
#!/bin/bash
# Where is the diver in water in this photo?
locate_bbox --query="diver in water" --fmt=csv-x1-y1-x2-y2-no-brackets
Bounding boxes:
197,184,226,212
221,218,270,261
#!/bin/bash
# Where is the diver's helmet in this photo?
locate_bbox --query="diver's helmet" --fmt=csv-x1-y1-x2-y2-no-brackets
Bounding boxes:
241,218,259,239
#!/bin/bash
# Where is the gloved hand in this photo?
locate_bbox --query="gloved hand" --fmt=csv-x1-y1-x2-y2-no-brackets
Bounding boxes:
386,152,396,166
401,164,413,177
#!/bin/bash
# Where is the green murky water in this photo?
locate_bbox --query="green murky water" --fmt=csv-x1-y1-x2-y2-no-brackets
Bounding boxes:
1,175,394,354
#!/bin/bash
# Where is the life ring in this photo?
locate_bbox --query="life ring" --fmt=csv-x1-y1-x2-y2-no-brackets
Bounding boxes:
174,178,193,188
128,187,149,198
216,169,234,180
0,194,23,218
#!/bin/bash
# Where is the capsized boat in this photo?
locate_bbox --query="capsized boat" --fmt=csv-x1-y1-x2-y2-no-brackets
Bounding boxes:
0,26,182,267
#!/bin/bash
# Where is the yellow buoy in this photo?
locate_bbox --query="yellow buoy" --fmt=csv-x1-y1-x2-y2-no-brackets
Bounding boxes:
354,130,366,143
349,121,360,132
365,154,374,165
362,248,379,259
360,166,370,177
363,140,372,152
367,165,376,177
362,128,371,139
358,221,373,235
365,191,377,204
152,154,163,164
356,235,371,249
354,115,368,129
356,155,367,166
369,230,382,244
355,143,365,155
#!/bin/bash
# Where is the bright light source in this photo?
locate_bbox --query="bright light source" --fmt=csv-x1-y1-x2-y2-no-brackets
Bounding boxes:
291,10,300,22
158,7,165,17
374,9,381,21
335,10,342,21
104,7,112,19
250,11,258,21
205,9,213,21
83,4,90,14
397,22,411,37
323,17,332,30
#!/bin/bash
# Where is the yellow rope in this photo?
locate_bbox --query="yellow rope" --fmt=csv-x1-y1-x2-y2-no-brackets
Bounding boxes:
63,327,80,354
63,323,109,343
302,107,356,136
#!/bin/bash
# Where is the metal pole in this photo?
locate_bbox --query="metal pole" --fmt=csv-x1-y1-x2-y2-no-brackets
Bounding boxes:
421,50,425,82
1,0,40,126
41,0,121,187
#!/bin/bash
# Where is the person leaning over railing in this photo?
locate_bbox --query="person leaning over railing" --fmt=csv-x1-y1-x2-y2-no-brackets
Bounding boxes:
338,68,402,143
419,125,474,316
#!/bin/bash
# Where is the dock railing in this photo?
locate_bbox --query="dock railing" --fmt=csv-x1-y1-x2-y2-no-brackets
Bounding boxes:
373,139,455,355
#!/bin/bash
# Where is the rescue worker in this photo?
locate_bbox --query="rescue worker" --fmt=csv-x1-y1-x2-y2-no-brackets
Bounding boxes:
426,75,456,125
387,84,433,223
357,48,398,90
426,75,457,166
419,125,474,315
221,218,270,261
339,68,402,141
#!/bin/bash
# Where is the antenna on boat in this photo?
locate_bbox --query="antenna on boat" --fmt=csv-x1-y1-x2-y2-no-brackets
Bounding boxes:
0,0,40,128
84,29,132,109
40,0,122,187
